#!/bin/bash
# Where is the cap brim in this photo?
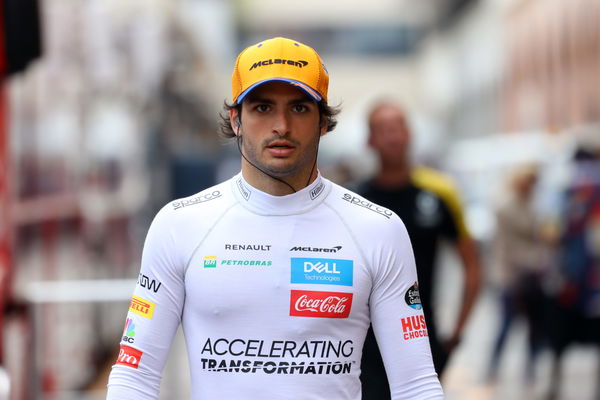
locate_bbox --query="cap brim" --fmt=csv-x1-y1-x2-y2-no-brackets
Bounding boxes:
236,78,322,104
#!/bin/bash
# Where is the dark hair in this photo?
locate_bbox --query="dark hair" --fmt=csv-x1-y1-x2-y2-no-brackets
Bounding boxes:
218,99,341,139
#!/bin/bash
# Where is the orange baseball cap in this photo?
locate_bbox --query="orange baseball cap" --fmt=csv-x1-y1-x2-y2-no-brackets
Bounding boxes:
231,37,329,104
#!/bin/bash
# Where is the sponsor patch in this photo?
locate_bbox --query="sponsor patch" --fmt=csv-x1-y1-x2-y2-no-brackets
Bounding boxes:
236,178,251,200
116,345,143,369
199,337,354,374
225,244,272,251
342,193,393,219
404,282,422,310
203,256,217,268
172,190,221,209
129,296,155,319
401,315,428,341
220,259,272,267
310,182,325,200
121,318,136,343
290,290,352,318
138,273,162,293
291,258,353,286
289,245,342,253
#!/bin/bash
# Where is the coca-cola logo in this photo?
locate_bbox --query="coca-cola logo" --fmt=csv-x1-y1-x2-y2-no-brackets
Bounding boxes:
116,345,143,369
290,290,353,318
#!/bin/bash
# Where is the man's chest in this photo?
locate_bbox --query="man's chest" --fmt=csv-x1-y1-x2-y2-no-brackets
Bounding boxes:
182,216,371,324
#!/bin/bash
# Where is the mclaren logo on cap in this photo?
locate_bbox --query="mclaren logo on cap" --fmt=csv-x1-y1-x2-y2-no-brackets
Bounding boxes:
250,59,309,71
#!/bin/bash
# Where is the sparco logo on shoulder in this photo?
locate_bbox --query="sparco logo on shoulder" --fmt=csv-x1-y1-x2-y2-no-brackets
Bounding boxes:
250,59,308,70
290,290,353,318
342,193,393,219
290,246,342,253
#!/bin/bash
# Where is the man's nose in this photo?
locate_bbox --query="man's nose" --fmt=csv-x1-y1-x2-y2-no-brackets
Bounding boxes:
272,110,290,136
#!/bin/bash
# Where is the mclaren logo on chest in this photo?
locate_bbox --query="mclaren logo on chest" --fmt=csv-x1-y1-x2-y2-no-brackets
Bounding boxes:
250,59,308,70
290,246,342,253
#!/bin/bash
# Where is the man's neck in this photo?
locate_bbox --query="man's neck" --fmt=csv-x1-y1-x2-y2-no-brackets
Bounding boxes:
372,162,412,189
241,164,318,196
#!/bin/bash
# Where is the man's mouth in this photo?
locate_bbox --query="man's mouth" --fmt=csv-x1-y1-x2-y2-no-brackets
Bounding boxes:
266,141,296,156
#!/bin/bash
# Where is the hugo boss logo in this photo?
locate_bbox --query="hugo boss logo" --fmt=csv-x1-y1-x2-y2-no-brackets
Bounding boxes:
236,178,251,200
310,182,325,200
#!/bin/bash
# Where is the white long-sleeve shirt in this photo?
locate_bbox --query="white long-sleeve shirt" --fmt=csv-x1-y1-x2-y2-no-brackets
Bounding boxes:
106,172,444,399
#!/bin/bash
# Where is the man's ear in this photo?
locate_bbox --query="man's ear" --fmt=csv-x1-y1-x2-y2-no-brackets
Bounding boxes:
229,108,240,136
367,133,375,148
319,117,328,137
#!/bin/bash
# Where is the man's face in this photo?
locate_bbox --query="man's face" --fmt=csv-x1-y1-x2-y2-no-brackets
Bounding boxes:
368,104,411,163
231,81,326,184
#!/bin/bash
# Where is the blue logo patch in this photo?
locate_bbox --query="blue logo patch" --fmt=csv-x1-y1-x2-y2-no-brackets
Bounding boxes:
291,258,353,286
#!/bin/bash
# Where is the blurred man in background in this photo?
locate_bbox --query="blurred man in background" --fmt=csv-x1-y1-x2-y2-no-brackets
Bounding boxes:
359,100,481,399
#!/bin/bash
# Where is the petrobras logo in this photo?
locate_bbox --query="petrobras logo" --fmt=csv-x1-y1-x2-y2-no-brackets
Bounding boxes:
116,345,143,369
291,258,353,286
204,256,217,268
129,296,155,319
290,290,353,318
121,318,136,343
401,315,429,341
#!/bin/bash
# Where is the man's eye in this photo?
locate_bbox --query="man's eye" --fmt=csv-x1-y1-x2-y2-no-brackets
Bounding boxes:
293,104,308,112
256,104,270,112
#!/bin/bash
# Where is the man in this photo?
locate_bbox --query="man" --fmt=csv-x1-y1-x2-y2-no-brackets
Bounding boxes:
106,38,443,399
359,101,481,398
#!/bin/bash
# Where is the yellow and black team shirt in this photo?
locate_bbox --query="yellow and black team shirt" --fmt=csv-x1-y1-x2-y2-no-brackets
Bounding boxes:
359,166,469,399
360,166,469,314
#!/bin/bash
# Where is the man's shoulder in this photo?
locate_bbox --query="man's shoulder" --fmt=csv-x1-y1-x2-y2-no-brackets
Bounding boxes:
326,182,401,226
169,181,230,212
411,166,471,238
411,166,459,199
325,182,411,252
155,179,234,223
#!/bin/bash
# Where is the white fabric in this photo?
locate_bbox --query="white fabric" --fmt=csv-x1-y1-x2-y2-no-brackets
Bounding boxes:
107,172,443,399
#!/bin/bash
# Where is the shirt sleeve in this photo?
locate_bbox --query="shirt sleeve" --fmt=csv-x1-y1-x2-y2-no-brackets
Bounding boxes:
106,206,186,399
369,216,445,399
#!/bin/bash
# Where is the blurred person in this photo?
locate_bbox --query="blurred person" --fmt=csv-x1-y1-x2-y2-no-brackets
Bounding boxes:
545,145,600,400
358,101,481,398
106,38,444,399
485,163,549,383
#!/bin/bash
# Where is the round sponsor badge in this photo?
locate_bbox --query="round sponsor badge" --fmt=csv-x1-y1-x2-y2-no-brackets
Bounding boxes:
405,282,422,310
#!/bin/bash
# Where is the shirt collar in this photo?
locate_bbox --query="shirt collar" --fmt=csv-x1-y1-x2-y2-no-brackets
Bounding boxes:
231,171,330,215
